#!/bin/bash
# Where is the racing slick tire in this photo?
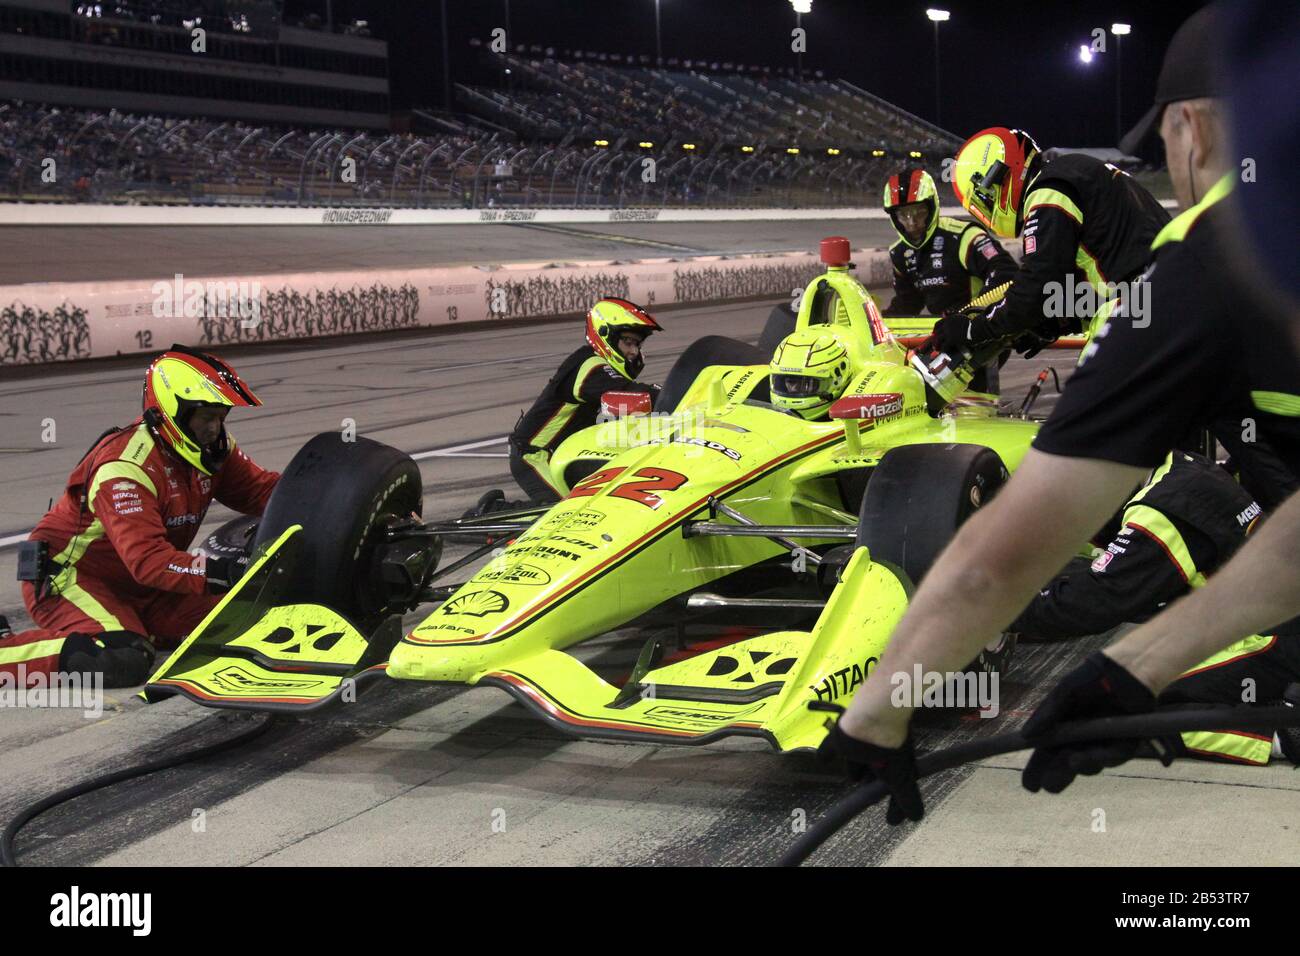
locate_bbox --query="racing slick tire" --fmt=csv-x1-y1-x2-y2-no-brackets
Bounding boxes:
655,335,768,413
757,303,797,357
252,432,425,620
197,514,258,561
855,443,1008,587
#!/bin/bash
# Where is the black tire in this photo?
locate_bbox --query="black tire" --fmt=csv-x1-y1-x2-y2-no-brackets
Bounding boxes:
655,335,768,413
856,443,1008,586
757,302,797,357
197,514,259,560
252,432,424,620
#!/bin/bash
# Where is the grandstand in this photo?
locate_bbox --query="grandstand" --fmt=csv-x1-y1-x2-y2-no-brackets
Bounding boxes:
0,30,962,210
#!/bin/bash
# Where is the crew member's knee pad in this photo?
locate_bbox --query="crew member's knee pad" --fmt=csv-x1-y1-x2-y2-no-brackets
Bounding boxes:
60,631,157,688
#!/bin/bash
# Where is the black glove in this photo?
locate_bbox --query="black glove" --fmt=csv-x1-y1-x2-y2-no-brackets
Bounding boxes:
818,721,925,824
1022,651,1178,794
205,553,250,594
61,631,157,687
927,311,996,357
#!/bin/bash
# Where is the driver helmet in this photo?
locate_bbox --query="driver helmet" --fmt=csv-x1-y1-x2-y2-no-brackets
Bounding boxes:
585,297,662,380
142,344,262,475
769,327,853,420
951,127,1042,238
883,167,940,248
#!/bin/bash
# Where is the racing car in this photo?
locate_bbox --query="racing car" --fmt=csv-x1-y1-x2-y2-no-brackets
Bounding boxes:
145,238,1042,751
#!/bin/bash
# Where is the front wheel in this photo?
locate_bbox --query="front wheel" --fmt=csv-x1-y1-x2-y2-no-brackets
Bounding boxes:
253,432,431,621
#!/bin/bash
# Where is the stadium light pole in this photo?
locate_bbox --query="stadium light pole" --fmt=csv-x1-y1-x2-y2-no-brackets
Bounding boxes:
441,0,452,110
654,0,662,65
1112,23,1130,146
791,0,811,82
926,9,949,128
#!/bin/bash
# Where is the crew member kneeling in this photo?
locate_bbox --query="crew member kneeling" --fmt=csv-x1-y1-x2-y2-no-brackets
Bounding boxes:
0,346,279,688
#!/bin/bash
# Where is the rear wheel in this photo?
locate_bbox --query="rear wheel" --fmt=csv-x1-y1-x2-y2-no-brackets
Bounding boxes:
253,432,429,621
757,302,797,357
856,443,1008,587
655,335,767,413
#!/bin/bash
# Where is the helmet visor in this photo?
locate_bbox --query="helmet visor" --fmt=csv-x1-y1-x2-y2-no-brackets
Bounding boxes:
771,373,824,398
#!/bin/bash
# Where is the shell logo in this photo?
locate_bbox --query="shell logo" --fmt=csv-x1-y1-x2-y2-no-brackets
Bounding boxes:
441,590,510,617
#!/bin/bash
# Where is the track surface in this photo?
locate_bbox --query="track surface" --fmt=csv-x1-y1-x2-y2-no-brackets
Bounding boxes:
0,219,901,283
2,301,1297,867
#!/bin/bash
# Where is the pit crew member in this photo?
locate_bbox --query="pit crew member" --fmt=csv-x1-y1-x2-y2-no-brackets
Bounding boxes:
880,167,1016,319
498,298,662,506
1010,451,1300,766
928,125,1169,359
819,5,1300,816
0,346,279,688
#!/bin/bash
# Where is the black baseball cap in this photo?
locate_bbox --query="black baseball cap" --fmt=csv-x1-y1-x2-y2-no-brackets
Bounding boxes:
1119,5,1229,154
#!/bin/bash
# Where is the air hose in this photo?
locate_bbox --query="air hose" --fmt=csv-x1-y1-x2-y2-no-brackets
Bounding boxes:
777,702,1300,867
1,713,276,866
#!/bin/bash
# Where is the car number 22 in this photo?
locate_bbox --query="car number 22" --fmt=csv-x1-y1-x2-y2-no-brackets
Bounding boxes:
567,466,688,509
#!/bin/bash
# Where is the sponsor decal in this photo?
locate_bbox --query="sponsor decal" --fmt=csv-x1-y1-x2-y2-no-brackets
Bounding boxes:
980,241,998,260
1024,235,1037,255
672,436,742,461
167,562,203,575
830,392,905,422
1236,501,1262,528
322,208,393,224
541,509,605,529
478,209,538,222
165,514,199,527
608,209,661,222
116,506,143,515
543,534,599,551
111,481,138,492
933,235,944,251
416,622,476,635
474,563,552,586
809,656,879,703
111,491,138,500
441,590,510,617
523,544,583,562
209,665,326,693
724,369,758,401
643,703,764,726
1091,550,1114,573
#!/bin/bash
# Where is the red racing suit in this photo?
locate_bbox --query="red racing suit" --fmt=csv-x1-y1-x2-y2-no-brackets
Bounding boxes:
1,419,279,684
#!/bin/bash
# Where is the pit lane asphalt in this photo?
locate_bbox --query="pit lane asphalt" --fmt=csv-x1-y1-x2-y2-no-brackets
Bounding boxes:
2,300,1297,867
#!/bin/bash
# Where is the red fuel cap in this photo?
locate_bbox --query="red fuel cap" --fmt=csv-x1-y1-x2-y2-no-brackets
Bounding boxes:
820,236,851,266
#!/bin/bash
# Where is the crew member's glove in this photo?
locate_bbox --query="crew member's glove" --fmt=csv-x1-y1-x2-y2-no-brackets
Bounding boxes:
1022,651,1178,794
818,721,925,824
60,631,157,687
205,553,250,594
924,310,996,357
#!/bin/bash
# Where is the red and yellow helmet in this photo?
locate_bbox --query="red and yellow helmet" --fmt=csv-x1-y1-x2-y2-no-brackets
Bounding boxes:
585,297,662,380
951,127,1041,238
882,167,940,248
142,345,262,474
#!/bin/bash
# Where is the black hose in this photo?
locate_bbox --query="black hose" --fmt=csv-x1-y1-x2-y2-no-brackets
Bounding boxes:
777,703,1299,867
1,713,276,867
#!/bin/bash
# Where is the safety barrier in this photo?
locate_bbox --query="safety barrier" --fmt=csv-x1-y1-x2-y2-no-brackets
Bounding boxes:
0,245,915,367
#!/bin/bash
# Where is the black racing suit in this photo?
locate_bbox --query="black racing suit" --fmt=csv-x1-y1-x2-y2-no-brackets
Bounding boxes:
882,216,1017,317
509,346,657,502
983,153,1170,344
1011,451,1300,765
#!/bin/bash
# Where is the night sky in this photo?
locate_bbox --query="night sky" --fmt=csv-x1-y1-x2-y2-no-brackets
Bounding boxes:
289,0,1207,153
